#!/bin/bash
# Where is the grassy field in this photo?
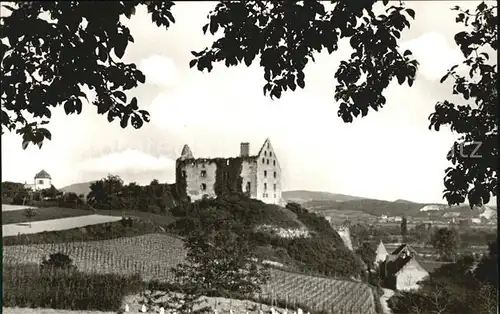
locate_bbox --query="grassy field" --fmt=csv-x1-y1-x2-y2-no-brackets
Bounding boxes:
2,215,124,237
2,204,37,212
1,206,178,226
2,207,91,225
3,233,376,313
311,208,379,224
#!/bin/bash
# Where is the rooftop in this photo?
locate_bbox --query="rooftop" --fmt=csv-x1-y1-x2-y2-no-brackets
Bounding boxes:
34,169,51,179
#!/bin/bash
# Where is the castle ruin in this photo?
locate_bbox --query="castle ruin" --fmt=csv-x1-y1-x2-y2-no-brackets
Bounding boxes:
175,138,285,206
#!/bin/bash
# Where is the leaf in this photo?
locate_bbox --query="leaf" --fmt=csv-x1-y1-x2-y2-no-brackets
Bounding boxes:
114,35,128,59
75,98,83,114
297,78,305,89
139,110,150,122
209,20,218,35
131,114,144,129
124,6,136,19
271,87,281,99
480,52,489,60
113,91,127,102
120,114,129,128
189,59,197,68
440,73,450,84
63,99,74,114
202,24,208,34
244,53,254,67
396,72,405,85
166,10,175,23
403,50,412,57
405,8,415,19
129,97,138,110
39,128,52,141
137,71,146,84
98,45,107,62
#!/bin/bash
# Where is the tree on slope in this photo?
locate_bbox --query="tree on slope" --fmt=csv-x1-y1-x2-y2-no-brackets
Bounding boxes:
171,206,269,311
430,227,459,262
400,216,408,241
355,241,376,273
2,1,496,207
23,207,36,228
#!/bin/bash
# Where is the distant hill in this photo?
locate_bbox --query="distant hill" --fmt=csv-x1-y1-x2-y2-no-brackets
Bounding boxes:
282,190,365,204
394,199,415,204
59,182,92,197
304,198,426,217
303,196,495,219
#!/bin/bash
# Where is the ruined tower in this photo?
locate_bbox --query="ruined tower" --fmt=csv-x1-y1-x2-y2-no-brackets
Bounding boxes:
175,139,285,205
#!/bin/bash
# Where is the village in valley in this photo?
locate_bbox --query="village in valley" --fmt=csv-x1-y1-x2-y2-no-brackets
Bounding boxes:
1,1,497,314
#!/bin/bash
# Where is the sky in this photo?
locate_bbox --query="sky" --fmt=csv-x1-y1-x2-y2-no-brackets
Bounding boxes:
1,1,496,204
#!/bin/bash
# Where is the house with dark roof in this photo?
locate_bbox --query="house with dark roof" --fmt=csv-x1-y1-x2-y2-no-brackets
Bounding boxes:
24,169,52,191
176,139,285,205
379,243,429,291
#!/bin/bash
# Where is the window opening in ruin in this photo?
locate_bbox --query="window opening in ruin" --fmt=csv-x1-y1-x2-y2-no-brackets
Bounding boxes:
246,182,251,196
267,159,269,164
273,184,276,191
264,183,267,190
274,171,276,178
201,170,206,177
182,170,186,178
273,160,276,166
201,183,207,191
270,152,272,157
262,158,265,163
264,151,267,156
264,170,267,177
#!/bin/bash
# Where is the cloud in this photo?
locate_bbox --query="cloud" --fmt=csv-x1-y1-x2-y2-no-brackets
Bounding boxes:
401,32,463,82
78,149,175,173
139,55,178,87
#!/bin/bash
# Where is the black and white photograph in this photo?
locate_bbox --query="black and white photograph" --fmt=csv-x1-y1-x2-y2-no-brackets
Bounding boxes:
1,1,498,313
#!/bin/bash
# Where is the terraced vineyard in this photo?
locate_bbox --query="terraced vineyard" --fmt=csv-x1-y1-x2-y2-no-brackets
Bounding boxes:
3,234,186,281
3,233,376,313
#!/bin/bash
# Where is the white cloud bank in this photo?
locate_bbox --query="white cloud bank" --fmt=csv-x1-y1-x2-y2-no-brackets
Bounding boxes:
401,32,464,82
139,55,178,87
78,149,175,173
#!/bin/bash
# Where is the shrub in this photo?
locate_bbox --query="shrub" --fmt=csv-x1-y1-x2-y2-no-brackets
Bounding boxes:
2,263,141,311
40,252,76,272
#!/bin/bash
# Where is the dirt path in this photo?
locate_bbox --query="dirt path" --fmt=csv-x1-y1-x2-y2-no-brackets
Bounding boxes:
380,288,395,314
